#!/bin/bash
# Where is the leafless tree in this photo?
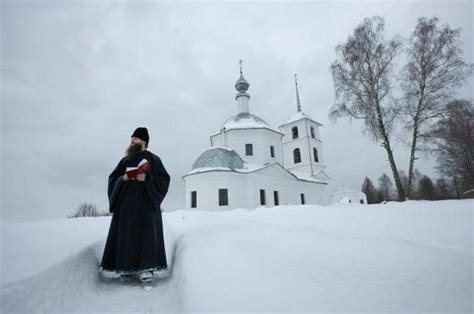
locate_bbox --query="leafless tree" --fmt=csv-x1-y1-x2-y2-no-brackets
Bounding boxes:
330,16,406,200
435,178,451,200
418,175,436,200
401,17,473,198
378,173,394,201
398,170,409,193
429,99,474,194
68,202,99,218
361,177,378,204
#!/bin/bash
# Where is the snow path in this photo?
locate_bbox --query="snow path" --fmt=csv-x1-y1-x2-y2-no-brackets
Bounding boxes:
1,234,186,313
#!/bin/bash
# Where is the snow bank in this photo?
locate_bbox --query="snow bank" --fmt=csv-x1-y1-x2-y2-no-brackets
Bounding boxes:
1,200,472,313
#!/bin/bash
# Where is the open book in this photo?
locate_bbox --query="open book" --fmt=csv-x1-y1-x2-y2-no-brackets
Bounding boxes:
126,158,151,179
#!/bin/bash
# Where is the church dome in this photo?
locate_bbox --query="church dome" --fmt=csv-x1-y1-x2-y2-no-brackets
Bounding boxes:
192,147,245,170
234,73,250,92
222,112,269,129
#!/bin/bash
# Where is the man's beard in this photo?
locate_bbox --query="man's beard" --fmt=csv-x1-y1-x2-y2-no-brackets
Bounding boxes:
125,142,144,159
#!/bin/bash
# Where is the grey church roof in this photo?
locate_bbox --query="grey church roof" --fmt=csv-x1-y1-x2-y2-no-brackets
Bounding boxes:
191,147,245,170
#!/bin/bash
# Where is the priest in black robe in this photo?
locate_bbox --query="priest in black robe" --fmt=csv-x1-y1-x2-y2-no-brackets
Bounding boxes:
100,127,171,283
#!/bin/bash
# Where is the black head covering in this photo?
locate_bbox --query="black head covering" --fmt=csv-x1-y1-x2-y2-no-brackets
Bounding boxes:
131,127,149,144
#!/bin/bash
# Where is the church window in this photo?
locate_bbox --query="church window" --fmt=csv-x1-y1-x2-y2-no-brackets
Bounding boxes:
245,144,253,156
313,147,319,163
218,188,228,206
260,189,266,205
270,146,275,158
301,193,305,204
293,148,301,164
191,191,197,208
273,191,279,206
292,126,299,139
310,126,315,139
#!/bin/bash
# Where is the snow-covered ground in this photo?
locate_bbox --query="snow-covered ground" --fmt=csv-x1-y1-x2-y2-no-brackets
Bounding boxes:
1,200,473,313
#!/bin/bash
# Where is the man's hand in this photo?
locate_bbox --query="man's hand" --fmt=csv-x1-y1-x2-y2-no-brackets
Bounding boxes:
136,173,146,182
123,173,135,181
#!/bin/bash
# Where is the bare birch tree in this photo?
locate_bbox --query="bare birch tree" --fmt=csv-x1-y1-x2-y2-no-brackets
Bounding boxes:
330,16,406,200
401,17,473,198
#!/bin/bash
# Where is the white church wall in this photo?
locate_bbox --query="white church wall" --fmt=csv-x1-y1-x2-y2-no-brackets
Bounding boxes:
261,131,284,165
246,171,330,207
244,167,329,208
297,181,330,205
184,171,250,211
183,168,331,211
210,129,283,165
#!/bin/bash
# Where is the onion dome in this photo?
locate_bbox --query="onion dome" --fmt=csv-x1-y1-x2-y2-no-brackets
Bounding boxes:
234,73,250,92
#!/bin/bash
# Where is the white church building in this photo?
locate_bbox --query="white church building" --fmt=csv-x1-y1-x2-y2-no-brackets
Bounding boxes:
182,65,331,211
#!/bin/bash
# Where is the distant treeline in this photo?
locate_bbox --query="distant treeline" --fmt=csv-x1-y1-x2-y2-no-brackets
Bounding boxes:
361,170,471,204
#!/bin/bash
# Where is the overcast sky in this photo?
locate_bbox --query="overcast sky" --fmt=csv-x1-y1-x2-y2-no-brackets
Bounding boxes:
1,0,472,221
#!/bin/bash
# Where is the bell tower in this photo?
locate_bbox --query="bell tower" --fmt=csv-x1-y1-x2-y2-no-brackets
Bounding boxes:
279,74,327,178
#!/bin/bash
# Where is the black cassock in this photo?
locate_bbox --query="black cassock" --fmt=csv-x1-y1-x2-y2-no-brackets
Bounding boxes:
100,149,170,273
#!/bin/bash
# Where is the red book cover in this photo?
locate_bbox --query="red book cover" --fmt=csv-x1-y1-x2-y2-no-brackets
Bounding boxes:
126,159,151,179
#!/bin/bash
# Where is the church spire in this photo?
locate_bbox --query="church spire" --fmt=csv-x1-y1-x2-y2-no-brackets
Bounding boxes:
294,73,302,112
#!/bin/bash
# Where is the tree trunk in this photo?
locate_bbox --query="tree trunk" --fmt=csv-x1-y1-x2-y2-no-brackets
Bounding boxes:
383,138,406,201
453,177,461,199
407,118,419,199
374,99,406,201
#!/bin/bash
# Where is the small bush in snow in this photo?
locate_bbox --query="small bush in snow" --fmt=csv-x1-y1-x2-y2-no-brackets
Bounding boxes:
68,202,108,218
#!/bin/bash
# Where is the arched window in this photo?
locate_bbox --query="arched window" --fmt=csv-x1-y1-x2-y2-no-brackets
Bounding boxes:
313,147,319,163
293,148,301,164
310,126,315,139
292,126,299,139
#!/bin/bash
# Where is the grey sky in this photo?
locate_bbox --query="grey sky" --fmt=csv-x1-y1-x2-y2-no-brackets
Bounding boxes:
1,0,472,221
